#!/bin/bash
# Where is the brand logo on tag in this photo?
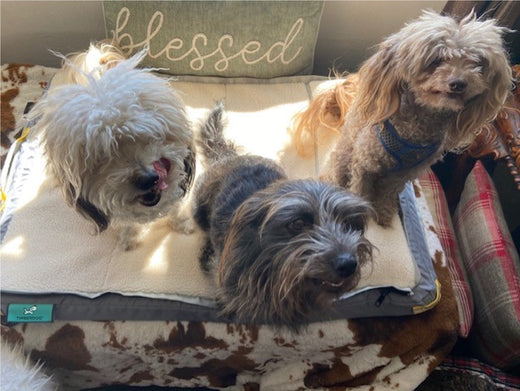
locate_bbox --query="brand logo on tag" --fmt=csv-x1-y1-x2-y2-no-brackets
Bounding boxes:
7,304,54,323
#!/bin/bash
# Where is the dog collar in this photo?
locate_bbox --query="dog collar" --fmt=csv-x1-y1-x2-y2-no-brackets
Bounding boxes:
375,120,439,172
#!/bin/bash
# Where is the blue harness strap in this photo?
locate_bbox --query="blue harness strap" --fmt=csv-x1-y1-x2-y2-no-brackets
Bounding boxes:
376,120,439,172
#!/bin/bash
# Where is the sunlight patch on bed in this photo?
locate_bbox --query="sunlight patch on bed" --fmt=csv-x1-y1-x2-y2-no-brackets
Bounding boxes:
143,238,170,274
0,235,26,259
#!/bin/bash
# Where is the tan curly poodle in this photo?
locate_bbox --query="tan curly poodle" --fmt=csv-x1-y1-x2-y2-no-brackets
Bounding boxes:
290,11,512,227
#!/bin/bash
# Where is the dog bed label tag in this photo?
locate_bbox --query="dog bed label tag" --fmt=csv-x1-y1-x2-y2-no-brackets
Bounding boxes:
7,304,54,323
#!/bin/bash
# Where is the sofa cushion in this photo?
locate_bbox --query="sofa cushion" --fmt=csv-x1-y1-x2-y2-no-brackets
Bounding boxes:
419,169,474,337
103,1,324,78
454,161,520,370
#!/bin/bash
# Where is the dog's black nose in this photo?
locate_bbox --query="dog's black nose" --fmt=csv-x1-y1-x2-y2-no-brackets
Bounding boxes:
334,254,358,278
448,79,467,93
133,171,159,191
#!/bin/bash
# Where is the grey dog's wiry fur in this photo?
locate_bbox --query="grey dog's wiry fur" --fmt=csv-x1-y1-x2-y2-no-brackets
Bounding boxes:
193,103,374,332
291,11,512,227
30,43,195,250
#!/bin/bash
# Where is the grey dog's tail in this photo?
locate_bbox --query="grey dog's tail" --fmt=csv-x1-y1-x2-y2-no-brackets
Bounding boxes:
197,101,237,164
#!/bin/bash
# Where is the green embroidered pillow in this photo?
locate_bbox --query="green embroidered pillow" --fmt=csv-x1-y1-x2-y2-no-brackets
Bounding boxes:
103,1,324,78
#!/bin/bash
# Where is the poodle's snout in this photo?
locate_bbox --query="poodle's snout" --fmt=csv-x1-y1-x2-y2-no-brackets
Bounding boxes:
448,78,467,93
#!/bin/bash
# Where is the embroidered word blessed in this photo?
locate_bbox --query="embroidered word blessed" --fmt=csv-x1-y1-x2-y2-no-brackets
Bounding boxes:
111,7,305,72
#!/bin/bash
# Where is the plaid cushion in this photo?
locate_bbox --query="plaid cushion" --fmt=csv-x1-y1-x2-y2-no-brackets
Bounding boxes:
434,356,520,389
454,161,520,370
419,169,474,337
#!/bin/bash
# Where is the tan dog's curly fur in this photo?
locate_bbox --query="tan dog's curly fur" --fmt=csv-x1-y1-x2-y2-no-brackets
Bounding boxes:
290,11,512,227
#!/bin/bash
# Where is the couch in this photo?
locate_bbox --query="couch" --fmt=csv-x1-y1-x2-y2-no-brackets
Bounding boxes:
1,2,519,390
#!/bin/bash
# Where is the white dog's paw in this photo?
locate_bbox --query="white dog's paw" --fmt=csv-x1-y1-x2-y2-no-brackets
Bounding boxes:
167,202,196,235
117,225,140,251
169,212,196,235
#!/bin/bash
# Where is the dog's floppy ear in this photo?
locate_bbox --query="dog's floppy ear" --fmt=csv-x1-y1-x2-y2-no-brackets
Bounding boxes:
75,197,110,233
455,46,512,149
217,199,274,321
64,184,110,233
355,39,402,126
218,200,267,285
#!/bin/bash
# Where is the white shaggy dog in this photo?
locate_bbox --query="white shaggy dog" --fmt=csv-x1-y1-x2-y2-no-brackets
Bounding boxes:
1,341,57,391
30,44,195,250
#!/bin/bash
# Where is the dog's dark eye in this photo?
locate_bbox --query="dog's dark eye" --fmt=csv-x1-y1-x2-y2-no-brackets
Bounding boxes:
341,218,365,233
427,57,442,69
475,58,487,73
287,217,312,233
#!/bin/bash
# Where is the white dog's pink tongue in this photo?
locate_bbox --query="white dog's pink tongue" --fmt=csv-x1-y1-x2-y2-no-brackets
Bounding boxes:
153,159,169,190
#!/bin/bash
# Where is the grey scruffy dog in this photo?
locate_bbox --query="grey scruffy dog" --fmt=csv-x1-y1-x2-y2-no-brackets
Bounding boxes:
193,102,374,332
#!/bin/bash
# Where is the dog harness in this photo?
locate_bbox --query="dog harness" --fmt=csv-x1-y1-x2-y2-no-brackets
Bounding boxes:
375,120,439,172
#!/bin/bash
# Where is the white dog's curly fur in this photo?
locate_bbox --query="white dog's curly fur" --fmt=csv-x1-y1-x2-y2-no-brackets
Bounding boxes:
49,41,126,87
30,44,195,250
291,11,512,226
1,341,57,391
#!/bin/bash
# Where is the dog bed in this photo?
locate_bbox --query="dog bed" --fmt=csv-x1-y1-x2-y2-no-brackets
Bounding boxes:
0,64,459,390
